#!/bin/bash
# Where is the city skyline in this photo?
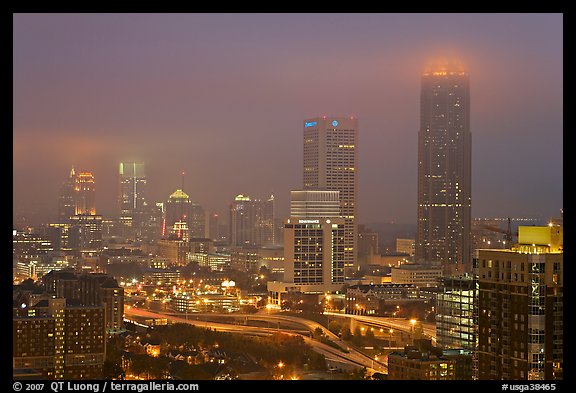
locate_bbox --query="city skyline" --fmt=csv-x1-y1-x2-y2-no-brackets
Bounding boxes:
13,13,563,226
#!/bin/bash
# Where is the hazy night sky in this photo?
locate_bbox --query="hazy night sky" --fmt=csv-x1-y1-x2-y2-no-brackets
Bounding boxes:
13,13,563,226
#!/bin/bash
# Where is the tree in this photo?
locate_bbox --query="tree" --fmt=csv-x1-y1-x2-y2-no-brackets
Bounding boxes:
313,327,324,339
341,327,352,341
364,328,375,344
328,320,341,335
352,326,363,346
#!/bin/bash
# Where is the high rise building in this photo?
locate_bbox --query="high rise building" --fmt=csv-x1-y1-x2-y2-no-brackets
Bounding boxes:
58,166,77,223
118,162,148,238
267,190,346,305
229,194,275,247
74,170,96,215
303,116,358,276
164,189,192,237
189,202,206,238
416,60,472,275
69,214,103,253
476,225,563,380
258,194,276,246
208,212,220,241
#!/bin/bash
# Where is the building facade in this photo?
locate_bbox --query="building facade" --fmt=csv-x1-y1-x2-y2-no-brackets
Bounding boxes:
303,117,358,277
476,225,563,380
436,275,478,352
416,60,472,274
118,161,149,240
229,194,275,247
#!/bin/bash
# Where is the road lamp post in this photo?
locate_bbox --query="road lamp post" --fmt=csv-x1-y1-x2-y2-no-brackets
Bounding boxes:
324,294,332,329
410,319,417,344
389,328,394,348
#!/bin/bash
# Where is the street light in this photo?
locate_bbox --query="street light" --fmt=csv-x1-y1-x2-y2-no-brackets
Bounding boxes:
410,319,417,344
389,328,394,348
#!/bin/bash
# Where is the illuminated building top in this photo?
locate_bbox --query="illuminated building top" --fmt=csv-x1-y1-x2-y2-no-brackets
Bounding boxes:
169,189,190,200
422,58,467,77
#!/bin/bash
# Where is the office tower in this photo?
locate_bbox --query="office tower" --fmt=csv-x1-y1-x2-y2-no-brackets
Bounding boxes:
229,194,275,247
164,189,192,237
258,194,276,246
74,170,96,215
118,162,148,238
189,202,206,238
416,60,472,275
229,194,256,246
436,275,478,351
58,166,77,223
282,217,345,287
267,189,346,304
303,116,358,276
208,212,220,241
476,225,563,380
69,214,103,253
358,224,379,268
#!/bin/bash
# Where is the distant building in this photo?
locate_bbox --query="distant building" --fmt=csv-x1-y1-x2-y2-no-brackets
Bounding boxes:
396,238,415,257
229,245,285,275
69,214,103,253
208,212,221,241
391,263,443,287
58,166,77,223
164,189,192,237
189,252,231,271
358,224,379,268
229,194,275,247
74,170,96,215
345,283,420,315
477,224,563,380
156,238,189,266
118,162,153,242
267,217,345,305
303,117,358,276
416,60,472,274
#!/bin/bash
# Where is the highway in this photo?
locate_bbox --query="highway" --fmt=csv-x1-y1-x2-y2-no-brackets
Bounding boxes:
325,312,437,343
124,307,387,373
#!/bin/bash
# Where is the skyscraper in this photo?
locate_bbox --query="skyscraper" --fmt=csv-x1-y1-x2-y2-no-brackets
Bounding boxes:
74,170,96,215
57,166,77,223
164,189,192,238
229,194,275,247
118,161,147,237
303,116,358,276
416,60,472,274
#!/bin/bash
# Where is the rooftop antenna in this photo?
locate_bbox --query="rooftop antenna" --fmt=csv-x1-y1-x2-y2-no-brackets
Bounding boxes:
181,171,185,191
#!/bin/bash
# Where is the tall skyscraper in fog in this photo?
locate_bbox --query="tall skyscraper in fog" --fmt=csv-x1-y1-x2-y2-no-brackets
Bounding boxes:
118,161,147,229
229,194,275,247
58,166,77,223
416,60,472,274
303,116,358,276
74,170,96,215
